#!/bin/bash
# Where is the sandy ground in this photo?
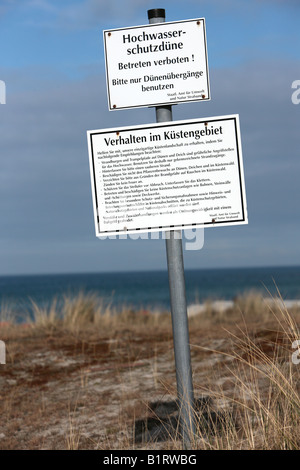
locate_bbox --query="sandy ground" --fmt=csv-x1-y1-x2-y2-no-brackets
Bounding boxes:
0,307,298,450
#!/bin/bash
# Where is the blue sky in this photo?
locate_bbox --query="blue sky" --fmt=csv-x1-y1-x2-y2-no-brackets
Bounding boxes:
0,0,299,275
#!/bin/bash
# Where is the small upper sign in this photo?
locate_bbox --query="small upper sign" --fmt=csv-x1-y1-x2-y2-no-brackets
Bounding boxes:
103,19,210,111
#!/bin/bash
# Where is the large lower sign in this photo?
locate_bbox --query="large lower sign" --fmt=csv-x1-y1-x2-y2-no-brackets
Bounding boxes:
103,18,210,110
87,115,248,236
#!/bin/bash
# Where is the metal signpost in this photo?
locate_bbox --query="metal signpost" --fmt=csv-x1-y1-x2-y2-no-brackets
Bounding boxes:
149,9,195,449
165,229,195,448
87,8,247,450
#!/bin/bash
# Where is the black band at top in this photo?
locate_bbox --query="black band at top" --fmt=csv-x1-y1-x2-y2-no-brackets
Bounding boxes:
147,9,166,20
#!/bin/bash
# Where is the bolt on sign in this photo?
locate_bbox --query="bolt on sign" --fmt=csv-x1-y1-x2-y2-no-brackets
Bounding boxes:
103,18,210,110
87,115,247,237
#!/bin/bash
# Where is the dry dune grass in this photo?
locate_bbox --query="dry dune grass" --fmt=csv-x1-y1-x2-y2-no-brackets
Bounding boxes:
191,301,300,449
0,291,299,450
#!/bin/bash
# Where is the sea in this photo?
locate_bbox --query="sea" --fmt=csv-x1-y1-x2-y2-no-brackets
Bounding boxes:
1,266,300,323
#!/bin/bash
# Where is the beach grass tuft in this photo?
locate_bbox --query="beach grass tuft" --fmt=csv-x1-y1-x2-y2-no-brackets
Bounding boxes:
0,291,299,449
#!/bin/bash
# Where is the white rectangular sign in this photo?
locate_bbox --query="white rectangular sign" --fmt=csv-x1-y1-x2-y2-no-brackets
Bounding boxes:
103,18,210,110
87,115,247,237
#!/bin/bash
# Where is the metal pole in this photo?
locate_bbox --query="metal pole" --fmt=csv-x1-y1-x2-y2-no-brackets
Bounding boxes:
148,8,196,450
